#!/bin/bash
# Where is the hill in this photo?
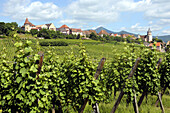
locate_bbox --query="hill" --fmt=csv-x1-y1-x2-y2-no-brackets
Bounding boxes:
95,27,138,36
158,35,170,43
94,27,169,42
95,27,114,34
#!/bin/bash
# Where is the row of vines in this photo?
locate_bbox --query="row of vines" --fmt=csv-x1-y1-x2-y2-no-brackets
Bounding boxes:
0,40,170,113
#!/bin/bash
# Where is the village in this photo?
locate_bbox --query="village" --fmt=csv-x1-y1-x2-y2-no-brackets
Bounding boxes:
21,18,170,52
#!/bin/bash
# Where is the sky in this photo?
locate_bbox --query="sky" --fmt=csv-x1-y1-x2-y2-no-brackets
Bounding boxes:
0,0,170,36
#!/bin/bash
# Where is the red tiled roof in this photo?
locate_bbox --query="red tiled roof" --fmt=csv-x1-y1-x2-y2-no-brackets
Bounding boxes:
114,34,118,37
149,42,162,47
83,30,90,34
60,24,69,28
31,28,39,30
71,28,82,32
24,18,35,27
149,43,153,47
24,18,29,24
89,30,97,35
99,30,109,35
156,42,161,46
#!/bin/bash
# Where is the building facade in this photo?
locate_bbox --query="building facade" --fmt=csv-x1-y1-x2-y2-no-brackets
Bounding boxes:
46,23,56,31
70,28,83,35
138,28,153,42
21,18,36,32
146,28,153,42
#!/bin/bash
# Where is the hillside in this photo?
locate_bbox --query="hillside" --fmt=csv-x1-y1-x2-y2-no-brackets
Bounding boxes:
158,35,170,43
95,27,114,34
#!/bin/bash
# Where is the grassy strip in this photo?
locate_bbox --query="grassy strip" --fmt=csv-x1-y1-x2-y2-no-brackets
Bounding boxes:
67,93,170,113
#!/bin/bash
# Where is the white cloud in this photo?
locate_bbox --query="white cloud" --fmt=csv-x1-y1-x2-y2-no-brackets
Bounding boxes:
144,0,170,20
63,0,149,24
120,27,126,30
129,23,162,33
60,0,170,27
162,29,170,35
59,19,79,24
149,21,153,25
131,23,140,29
92,25,105,30
159,19,170,26
3,0,62,21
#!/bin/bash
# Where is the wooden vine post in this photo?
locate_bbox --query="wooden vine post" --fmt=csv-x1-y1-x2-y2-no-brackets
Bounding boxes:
110,57,141,113
155,85,167,107
138,58,162,107
79,57,106,113
154,57,168,107
133,90,139,113
36,51,44,76
158,92,165,113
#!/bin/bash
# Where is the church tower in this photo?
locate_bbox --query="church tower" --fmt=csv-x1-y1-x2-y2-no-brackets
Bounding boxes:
22,18,35,32
147,28,152,42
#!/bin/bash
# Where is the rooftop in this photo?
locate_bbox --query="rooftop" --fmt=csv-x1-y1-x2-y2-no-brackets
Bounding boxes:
60,24,69,29
24,18,35,27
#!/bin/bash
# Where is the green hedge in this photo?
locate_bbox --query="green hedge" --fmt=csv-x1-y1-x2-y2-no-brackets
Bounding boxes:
39,41,68,46
0,35,7,38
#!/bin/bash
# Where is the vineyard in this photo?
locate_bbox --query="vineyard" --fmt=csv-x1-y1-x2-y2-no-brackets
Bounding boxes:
0,39,170,113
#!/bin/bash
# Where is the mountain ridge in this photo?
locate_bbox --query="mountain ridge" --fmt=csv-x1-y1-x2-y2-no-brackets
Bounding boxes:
93,27,170,43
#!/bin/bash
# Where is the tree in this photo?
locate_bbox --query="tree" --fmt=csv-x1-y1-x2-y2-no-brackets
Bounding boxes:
153,37,163,43
0,22,5,34
89,32,97,40
30,29,38,36
76,34,81,39
11,22,18,30
0,22,19,36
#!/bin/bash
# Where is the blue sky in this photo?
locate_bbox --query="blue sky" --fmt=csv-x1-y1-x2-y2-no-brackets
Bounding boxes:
1,0,170,36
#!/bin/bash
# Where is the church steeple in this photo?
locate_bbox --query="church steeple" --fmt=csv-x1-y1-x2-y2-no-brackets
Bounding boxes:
24,18,35,26
147,28,152,42
147,28,151,34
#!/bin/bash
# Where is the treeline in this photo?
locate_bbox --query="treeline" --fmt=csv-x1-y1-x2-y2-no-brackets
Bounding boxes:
30,29,81,39
0,22,81,39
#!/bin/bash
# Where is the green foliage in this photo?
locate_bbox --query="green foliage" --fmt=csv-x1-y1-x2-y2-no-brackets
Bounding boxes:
89,32,98,40
37,29,79,39
0,41,40,112
30,29,38,36
102,42,138,103
159,52,170,88
0,22,18,36
0,35,7,39
135,48,160,95
0,41,106,112
39,40,68,46
0,38,169,112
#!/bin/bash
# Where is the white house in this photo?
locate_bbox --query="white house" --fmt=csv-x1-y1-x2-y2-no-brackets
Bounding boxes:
36,24,48,30
70,28,83,36
46,23,56,31
57,24,70,35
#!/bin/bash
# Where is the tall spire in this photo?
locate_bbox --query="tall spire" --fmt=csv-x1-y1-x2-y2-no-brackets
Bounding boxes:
24,18,30,25
24,18,35,26
148,28,151,32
